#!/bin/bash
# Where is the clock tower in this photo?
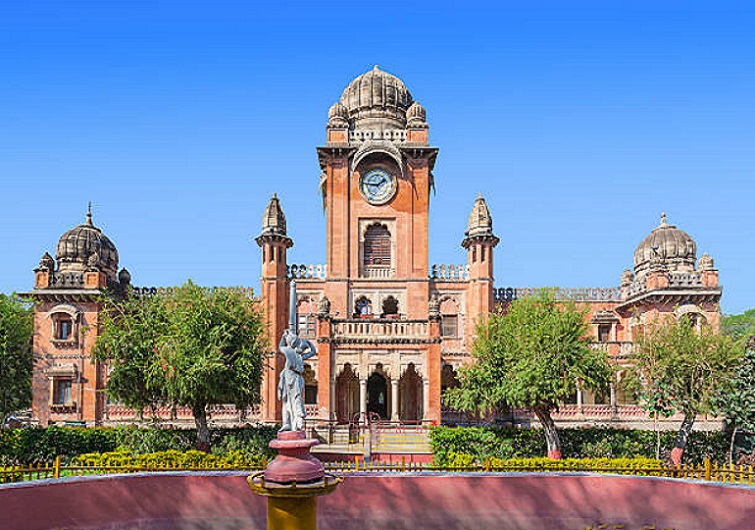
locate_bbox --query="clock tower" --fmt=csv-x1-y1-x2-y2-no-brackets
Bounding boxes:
317,66,438,319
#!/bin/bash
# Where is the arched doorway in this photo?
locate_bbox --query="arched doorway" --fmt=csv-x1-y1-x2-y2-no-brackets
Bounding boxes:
367,371,388,419
335,364,359,423
399,363,423,421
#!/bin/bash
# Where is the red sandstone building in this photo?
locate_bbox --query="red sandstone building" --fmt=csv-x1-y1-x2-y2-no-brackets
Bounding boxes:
26,67,722,428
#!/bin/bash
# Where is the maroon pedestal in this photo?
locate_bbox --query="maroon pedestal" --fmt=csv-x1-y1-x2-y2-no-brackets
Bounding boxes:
264,430,324,484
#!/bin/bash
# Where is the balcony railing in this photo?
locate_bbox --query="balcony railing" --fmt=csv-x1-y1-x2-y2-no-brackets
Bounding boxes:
592,341,635,358
362,267,395,279
288,264,327,280
495,286,622,303
332,319,429,340
430,264,469,281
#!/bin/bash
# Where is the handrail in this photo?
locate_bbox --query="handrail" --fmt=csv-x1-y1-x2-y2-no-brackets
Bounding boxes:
2,457,752,485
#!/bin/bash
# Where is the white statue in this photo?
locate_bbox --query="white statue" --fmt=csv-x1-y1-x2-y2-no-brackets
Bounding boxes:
278,328,316,432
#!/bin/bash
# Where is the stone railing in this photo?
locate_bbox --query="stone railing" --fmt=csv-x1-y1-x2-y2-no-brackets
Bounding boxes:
494,286,622,303
349,129,407,142
332,319,429,340
430,264,469,281
362,267,395,279
287,264,327,280
106,404,261,421
592,341,635,358
50,272,86,288
131,286,256,298
622,280,647,299
668,272,703,288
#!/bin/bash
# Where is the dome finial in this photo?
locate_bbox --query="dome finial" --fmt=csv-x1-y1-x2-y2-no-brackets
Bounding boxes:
660,212,667,227
373,64,379,71
86,202,93,226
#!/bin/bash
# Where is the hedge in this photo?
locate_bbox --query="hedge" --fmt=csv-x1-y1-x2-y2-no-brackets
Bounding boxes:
73,448,265,468
0,425,278,465
430,426,736,465
444,452,663,473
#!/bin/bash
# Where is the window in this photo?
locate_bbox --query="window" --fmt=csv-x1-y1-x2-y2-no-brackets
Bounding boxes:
364,223,391,268
597,324,612,343
442,315,458,337
381,296,399,318
297,314,316,338
52,379,72,405
354,297,373,318
56,318,73,340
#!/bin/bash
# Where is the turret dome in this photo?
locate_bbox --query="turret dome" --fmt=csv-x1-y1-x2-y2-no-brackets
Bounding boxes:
55,205,119,275
633,213,696,277
339,66,413,129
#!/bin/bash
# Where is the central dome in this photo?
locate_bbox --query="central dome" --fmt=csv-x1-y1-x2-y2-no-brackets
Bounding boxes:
339,66,413,129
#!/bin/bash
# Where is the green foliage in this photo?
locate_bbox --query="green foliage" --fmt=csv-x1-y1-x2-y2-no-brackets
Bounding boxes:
446,292,610,413
629,317,742,419
444,291,612,457
721,309,755,342
73,448,264,468
430,426,734,465
93,293,169,412
0,425,277,465
93,281,268,448
0,294,33,422
711,346,755,434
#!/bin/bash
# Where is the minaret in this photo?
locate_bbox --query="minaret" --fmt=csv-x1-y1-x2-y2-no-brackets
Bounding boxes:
255,194,293,422
462,195,500,341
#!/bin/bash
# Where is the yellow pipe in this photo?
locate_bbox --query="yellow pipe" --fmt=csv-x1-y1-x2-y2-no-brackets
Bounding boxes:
268,496,316,530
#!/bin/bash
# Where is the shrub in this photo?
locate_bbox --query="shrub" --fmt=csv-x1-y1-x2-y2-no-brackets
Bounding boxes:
431,426,733,465
0,425,277,465
73,448,265,468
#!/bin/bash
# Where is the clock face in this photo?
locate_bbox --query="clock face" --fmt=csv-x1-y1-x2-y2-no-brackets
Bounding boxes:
360,169,397,205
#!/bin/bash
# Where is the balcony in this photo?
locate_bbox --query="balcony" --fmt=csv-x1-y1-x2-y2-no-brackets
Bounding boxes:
332,319,430,342
592,341,635,359
362,267,395,279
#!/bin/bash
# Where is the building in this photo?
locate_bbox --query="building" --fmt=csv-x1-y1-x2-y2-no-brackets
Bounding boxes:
26,67,723,428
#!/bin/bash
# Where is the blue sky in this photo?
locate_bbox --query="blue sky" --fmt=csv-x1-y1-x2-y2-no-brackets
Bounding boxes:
0,1,753,313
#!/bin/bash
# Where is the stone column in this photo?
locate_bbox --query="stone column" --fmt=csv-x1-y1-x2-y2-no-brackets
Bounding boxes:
576,384,584,414
610,381,618,415
391,379,399,421
423,379,430,421
359,378,367,418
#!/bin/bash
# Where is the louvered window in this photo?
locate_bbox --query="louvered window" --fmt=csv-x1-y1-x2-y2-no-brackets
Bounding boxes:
364,224,391,268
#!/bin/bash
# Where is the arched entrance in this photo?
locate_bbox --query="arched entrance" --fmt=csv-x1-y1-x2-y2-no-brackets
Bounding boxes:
335,364,359,423
399,363,423,421
367,371,388,419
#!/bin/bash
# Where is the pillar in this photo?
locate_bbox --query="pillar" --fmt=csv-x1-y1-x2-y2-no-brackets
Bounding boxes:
359,378,367,418
391,379,399,421
576,384,584,413
423,379,430,422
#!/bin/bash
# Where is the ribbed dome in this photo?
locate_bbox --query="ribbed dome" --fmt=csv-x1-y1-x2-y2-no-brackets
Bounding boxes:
261,193,287,236
466,194,494,238
633,213,696,276
339,66,413,129
55,206,118,274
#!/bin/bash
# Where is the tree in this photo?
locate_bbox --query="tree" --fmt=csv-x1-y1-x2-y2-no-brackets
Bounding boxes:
159,282,267,450
721,308,755,342
0,294,33,424
94,281,267,450
92,292,170,415
711,337,755,464
445,292,612,459
629,316,742,466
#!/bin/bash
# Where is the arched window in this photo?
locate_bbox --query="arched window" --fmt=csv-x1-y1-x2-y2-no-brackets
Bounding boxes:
381,296,399,318
354,296,373,318
364,223,391,268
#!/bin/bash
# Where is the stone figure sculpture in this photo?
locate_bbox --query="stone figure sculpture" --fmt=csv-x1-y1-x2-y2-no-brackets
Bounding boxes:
277,329,316,432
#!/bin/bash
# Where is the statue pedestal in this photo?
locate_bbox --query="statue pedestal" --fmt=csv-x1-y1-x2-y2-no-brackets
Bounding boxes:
249,430,341,530
264,430,324,484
